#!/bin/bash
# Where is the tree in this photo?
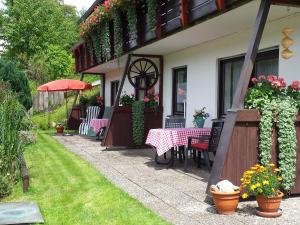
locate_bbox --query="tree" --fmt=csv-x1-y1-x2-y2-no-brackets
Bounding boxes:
0,0,79,61
28,45,73,83
0,59,32,110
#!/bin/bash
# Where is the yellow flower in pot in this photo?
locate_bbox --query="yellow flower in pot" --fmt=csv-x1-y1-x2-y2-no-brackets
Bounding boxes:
240,163,283,218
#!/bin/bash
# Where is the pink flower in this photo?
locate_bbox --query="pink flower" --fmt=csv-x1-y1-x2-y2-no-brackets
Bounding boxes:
251,77,258,84
258,75,266,81
154,95,159,102
144,97,150,103
290,80,300,91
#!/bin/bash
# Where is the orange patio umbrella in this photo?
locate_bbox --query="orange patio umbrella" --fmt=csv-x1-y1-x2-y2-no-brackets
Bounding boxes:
38,79,92,135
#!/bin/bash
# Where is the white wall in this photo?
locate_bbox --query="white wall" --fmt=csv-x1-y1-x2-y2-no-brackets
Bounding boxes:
163,13,300,128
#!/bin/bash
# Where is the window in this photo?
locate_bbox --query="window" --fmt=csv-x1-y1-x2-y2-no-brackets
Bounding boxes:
218,49,279,117
111,80,119,106
173,67,187,115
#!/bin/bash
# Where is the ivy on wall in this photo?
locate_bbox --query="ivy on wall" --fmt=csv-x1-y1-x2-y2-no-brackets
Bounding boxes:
102,21,111,62
259,102,274,166
114,11,123,59
127,5,137,36
277,98,298,190
146,0,157,31
132,101,145,146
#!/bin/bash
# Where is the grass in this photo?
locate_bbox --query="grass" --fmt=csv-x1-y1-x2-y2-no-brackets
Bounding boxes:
2,133,169,225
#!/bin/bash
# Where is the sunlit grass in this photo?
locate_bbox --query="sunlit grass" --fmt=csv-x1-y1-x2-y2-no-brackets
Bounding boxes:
2,133,169,225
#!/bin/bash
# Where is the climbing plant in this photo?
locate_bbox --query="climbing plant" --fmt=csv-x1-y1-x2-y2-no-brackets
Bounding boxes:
127,5,137,35
277,98,298,190
132,101,145,146
114,11,123,59
258,103,274,166
102,21,111,62
146,0,157,31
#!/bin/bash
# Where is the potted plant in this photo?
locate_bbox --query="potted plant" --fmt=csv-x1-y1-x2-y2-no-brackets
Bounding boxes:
210,180,240,215
55,122,65,134
120,92,135,107
193,107,209,128
144,89,159,112
241,163,283,217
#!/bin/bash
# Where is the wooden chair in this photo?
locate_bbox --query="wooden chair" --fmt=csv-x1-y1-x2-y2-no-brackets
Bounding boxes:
185,121,224,172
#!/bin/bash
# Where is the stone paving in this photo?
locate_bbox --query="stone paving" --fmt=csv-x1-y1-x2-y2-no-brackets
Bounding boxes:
54,135,300,225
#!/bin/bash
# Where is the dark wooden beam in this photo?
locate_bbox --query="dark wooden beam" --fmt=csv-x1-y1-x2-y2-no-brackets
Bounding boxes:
207,0,272,194
272,0,300,7
159,56,164,109
216,0,226,11
180,0,189,27
102,73,106,107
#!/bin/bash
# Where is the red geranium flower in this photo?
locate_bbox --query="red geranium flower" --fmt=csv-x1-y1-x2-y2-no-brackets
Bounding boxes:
290,81,300,91
258,75,266,81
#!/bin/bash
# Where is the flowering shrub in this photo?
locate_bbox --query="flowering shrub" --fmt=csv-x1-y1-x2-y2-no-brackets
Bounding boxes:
120,93,135,107
245,75,300,191
245,75,300,109
241,164,282,199
193,107,209,119
79,0,132,38
144,89,159,111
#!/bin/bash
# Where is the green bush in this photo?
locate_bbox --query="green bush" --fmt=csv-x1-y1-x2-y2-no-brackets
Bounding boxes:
0,59,32,110
0,92,27,197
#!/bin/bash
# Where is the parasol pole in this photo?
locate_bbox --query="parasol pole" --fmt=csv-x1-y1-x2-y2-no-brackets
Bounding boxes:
64,92,72,136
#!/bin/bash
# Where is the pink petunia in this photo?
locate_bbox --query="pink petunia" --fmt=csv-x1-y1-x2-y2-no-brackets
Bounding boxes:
154,95,159,102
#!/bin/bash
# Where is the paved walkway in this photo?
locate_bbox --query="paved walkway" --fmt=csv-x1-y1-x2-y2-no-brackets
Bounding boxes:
54,135,300,225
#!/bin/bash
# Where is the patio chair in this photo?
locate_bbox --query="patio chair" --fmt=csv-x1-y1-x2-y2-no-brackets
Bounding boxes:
155,117,186,165
186,120,224,172
98,107,113,141
78,106,101,135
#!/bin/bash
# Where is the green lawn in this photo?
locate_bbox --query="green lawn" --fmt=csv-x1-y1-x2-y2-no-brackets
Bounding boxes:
3,133,169,225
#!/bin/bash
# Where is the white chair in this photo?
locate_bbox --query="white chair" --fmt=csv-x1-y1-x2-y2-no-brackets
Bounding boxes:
78,106,101,135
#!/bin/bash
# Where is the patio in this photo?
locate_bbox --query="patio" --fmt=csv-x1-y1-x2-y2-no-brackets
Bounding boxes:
55,134,300,225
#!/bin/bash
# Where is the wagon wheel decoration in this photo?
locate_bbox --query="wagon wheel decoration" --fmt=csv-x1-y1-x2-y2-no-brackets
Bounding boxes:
127,58,159,90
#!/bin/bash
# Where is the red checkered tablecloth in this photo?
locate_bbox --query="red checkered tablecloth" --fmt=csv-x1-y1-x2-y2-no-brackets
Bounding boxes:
90,119,109,133
146,128,211,156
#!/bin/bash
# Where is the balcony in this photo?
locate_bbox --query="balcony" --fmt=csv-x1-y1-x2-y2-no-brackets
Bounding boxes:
72,0,241,73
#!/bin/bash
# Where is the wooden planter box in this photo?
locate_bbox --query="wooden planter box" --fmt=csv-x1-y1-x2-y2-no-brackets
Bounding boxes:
103,106,163,147
221,109,300,194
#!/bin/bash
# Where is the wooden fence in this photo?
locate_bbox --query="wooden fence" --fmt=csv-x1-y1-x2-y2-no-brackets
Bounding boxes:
31,91,65,113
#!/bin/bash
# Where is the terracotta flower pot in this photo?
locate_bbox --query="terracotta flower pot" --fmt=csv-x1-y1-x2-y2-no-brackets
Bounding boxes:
210,190,240,215
256,191,284,213
56,126,64,134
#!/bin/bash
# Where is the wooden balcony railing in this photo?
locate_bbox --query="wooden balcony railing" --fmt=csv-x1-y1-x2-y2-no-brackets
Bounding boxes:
73,0,241,73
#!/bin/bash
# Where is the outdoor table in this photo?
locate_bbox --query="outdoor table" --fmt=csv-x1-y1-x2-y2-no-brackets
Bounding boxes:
89,118,109,134
146,128,211,168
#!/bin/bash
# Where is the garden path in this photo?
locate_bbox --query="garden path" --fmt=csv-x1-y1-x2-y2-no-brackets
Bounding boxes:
55,135,300,225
